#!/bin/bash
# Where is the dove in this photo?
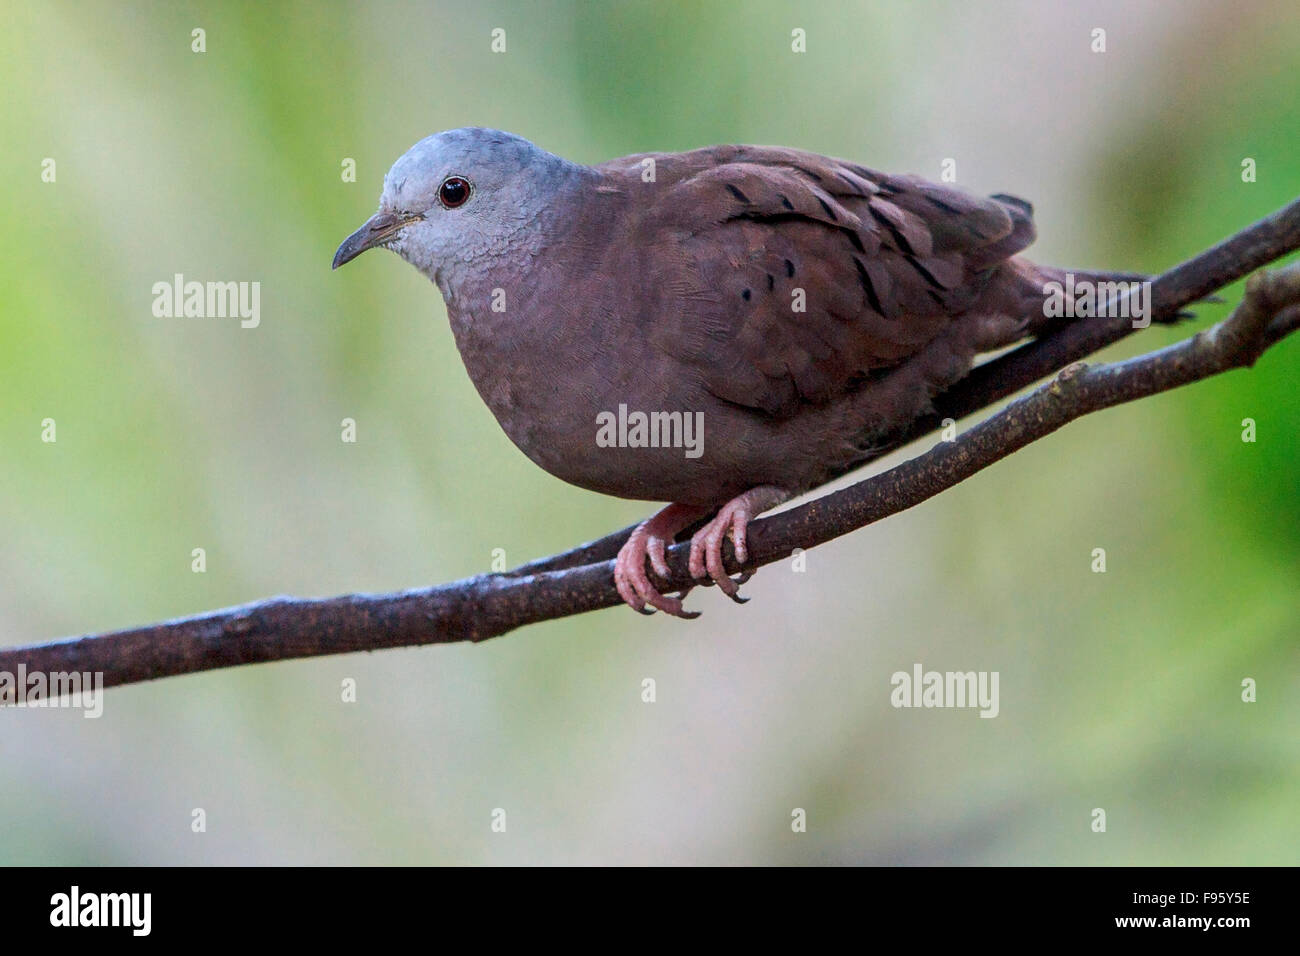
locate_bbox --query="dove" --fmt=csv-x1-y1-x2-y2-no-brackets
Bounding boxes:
334,128,1132,617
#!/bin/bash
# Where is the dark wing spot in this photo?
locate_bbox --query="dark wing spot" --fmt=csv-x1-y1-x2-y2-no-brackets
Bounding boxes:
869,206,915,255
904,254,945,289
816,197,838,221
785,259,795,277
778,193,794,211
990,193,1033,217
766,273,775,291
853,257,885,315
726,184,751,204
924,194,964,214
742,288,751,301
846,231,865,253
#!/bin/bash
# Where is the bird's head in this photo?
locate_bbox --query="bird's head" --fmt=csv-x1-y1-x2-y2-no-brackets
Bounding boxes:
332,127,583,288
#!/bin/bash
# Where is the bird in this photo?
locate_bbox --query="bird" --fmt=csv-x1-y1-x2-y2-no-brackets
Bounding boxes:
334,127,1138,618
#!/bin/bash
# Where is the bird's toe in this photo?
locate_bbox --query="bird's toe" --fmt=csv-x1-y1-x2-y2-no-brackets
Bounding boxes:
615,525,700,619
688,505,752,603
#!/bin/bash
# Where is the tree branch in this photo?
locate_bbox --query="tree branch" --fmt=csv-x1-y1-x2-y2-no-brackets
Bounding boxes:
4,203,1300,695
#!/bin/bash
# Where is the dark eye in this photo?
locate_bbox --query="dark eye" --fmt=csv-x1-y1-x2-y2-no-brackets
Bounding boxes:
438,176,471,208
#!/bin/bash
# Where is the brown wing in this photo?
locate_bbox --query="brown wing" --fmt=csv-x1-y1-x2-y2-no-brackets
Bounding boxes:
601,146,1037,418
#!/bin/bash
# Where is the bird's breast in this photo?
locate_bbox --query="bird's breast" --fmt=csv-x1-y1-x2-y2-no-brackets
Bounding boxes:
443,288,737,503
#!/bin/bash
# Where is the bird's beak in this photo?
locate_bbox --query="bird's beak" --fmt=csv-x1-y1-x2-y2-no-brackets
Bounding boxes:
332,211,416,269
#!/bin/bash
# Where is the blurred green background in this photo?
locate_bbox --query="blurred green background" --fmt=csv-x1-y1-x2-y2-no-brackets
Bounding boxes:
2,0,1297,865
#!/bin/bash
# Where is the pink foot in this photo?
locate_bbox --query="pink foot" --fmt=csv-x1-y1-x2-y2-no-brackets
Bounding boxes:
614,503,709,618
687,486,789,601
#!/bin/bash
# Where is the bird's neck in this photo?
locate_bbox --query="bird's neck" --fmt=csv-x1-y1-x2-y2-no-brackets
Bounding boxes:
405,160,603,301
432,162,613,308
437,164,627,399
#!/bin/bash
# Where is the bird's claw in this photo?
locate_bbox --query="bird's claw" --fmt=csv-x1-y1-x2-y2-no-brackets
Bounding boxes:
614,518,701,619
614,493,778,616
688,500,757,602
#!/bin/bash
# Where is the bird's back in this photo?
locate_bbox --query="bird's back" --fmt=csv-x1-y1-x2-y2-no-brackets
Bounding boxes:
592,144,1047,421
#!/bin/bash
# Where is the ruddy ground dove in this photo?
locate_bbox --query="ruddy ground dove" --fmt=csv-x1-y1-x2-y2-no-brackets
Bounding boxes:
334,128,1127,617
